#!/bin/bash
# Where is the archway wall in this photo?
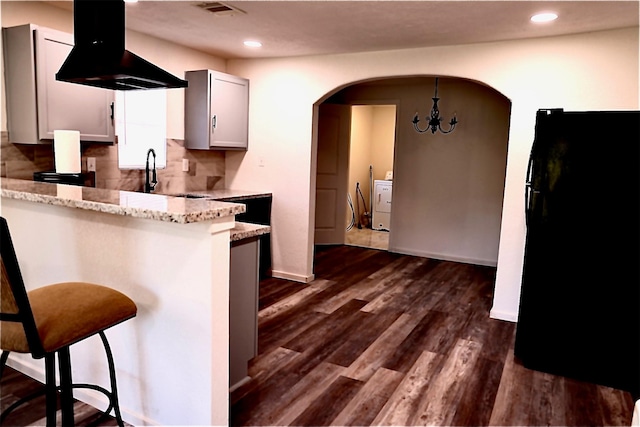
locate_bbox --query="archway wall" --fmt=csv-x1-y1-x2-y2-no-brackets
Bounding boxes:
226,27,639,321
327,77,511,268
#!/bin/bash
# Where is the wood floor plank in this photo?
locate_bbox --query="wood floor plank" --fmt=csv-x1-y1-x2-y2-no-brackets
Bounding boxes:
315,256,423,314
258,278,334,324
410,338,483,426
325,306,402,368
528,370,566,426
232,347,302,405
258,277,307,310
382,310,463,373
330,367,404,426
231,349,326,426
371,350,443,426
563,377,605,426
283,299,368,353
488,342,534,426
267,362,346,426
449,356,505,426
290,375,364,426
597,385,636,426
360,258,444,314
343,312,423,382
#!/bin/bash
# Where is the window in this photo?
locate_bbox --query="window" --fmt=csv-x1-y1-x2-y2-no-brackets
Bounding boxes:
115,90,167,169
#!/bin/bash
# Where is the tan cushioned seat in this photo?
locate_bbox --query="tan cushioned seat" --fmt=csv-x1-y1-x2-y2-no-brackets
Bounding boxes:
1,282,137,354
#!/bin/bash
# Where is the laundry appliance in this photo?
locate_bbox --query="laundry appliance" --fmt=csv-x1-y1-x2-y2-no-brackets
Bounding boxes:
372,179,392,231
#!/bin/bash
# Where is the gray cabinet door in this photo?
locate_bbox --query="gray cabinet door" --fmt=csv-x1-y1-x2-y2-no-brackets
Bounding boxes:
35,28,115,143
209,72,249,149
3,24,115,144
185,69,249,150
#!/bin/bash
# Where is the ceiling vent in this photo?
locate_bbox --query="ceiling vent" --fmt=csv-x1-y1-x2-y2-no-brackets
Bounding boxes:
196,2,246,16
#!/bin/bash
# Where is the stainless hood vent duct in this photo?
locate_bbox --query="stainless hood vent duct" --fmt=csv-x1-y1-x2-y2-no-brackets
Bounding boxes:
56,0,188,90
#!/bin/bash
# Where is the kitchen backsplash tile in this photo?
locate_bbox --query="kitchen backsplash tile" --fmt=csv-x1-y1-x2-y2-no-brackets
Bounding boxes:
1,132,225,194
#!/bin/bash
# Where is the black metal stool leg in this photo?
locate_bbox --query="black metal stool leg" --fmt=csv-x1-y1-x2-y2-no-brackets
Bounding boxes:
99,331,125,427
44,353,58,427
0,351,9,379
58,347,75,427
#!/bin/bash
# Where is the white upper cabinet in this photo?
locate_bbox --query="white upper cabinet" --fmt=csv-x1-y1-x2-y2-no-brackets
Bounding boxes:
184,69,249,150
2,24,115,144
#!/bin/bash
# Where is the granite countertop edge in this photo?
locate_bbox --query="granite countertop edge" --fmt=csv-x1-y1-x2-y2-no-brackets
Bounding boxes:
230,222,271,242
0,179,246,224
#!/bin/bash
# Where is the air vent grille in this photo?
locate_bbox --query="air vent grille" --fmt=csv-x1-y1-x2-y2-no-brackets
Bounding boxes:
195,2,245,16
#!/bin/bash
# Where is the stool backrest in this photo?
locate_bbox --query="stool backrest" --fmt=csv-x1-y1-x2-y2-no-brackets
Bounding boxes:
0,217,45,358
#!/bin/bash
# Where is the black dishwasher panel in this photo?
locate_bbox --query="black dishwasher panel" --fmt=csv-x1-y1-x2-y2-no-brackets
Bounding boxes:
234,196,272,279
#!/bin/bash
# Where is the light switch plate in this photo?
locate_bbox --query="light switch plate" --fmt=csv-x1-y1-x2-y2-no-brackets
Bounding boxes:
87,157,96,172
182,158,189,172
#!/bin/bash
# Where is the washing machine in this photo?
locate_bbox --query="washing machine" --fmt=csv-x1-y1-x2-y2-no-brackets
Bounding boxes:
372,179,392,231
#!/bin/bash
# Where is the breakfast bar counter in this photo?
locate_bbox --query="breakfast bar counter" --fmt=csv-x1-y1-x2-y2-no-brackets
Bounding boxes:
0,178,252,426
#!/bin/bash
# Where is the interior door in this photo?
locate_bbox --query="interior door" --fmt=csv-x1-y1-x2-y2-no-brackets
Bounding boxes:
314,104,351,245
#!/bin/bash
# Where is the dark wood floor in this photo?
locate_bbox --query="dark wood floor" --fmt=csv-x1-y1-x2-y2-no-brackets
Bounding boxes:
0,364,126,426
2,245,635,426
231,245,635,426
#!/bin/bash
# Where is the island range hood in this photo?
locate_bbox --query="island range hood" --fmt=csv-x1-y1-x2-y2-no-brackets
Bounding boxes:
56,0,188,90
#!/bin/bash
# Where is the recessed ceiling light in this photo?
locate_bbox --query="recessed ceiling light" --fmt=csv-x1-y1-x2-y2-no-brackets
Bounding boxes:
244,40,263,48
531,12,558,23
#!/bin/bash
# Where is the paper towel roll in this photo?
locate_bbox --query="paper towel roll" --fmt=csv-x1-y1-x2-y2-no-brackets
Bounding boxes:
54,130,81,174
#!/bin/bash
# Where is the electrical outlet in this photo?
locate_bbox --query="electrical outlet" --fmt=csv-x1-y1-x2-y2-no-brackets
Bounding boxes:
87,157,96,172
182,158,189,172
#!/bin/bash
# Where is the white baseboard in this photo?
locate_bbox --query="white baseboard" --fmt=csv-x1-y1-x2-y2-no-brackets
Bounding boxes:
271,270,315,283
489,308,518,322
6,354,157,426
389,246,498,267
229,376,252,393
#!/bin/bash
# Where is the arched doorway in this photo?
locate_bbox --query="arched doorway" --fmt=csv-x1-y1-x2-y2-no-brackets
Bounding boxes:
314,76,511,268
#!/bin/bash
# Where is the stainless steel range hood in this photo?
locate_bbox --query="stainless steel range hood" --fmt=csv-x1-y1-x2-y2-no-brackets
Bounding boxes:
56,0,187,91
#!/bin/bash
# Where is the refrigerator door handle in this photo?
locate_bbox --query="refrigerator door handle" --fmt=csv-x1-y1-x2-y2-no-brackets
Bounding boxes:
525,155,536,228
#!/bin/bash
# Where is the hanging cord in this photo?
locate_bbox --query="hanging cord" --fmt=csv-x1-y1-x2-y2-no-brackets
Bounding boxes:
357,183,370,228
346,192,355,231
355,183,362,229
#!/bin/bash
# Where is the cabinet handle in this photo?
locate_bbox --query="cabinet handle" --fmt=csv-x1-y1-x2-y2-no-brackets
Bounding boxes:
110,102,114,120
211,115,217,131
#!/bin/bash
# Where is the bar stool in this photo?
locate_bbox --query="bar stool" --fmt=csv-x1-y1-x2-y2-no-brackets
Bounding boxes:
0,217,137,426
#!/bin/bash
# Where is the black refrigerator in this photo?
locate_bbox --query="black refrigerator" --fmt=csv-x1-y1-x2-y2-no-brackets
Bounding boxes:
515,109,639,398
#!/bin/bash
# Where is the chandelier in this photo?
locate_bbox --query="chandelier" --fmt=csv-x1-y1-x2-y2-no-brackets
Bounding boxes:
412,78,458,134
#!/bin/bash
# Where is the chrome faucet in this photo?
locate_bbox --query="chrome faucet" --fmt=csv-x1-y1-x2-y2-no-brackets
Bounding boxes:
144,148,157,193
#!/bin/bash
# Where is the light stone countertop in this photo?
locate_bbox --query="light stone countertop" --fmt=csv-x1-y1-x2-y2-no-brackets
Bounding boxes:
230,222,271,242
0,178,246,224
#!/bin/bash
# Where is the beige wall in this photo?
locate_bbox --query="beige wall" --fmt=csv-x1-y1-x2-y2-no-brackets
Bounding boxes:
226,27,639,321
370,105,396,182
348,106,373,226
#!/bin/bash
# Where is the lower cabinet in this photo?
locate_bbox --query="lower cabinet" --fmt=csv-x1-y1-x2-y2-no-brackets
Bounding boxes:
229,237,259,388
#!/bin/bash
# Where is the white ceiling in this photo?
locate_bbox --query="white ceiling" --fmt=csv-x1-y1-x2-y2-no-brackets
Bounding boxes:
51,1,639,60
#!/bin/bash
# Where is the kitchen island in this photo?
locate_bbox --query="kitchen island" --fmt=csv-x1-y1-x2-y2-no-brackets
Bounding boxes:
0,178,265,426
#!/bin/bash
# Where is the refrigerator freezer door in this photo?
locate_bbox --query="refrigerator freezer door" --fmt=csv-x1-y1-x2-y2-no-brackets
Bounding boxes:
515,110,639,397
